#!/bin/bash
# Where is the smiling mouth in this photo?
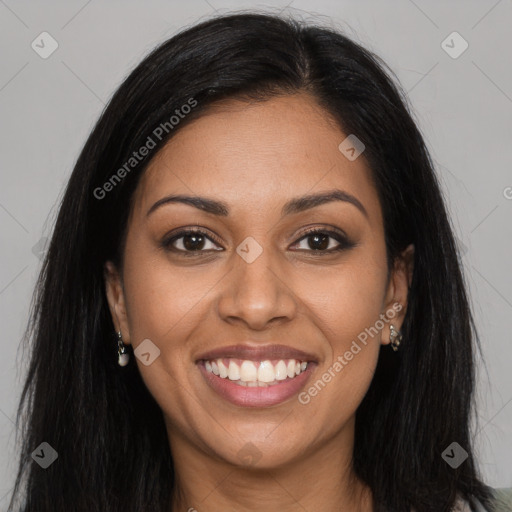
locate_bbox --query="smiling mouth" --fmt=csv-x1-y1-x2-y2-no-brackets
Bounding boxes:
201,357,310,387
197,357,316,407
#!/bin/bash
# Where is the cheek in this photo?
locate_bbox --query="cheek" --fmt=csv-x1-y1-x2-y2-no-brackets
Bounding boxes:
293,250,388,409
122,246,212,342
298,254,388,350
120,246,207,424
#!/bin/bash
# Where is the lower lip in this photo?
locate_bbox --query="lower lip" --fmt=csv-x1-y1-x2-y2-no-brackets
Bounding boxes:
197,362,316,407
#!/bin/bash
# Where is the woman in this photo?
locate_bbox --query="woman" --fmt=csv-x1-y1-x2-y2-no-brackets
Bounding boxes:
8,11,511,512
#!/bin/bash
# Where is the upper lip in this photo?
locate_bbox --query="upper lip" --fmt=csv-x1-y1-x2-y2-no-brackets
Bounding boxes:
196,344,318,363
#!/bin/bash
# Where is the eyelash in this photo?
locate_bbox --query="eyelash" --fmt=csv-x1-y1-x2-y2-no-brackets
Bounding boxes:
161,227,355,256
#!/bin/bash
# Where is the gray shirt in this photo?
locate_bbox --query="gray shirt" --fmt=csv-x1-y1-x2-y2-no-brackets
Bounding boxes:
410,488,512,511
454,488,512,512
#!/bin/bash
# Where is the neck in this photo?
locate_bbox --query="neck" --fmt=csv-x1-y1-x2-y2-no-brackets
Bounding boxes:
167,418,374,512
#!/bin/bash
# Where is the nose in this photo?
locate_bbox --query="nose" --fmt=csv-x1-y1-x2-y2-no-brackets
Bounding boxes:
216,246,297,331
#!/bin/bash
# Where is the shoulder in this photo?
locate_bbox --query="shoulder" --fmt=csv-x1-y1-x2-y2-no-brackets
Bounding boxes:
452,488,512,512
410,490,512,512
489,488,512,511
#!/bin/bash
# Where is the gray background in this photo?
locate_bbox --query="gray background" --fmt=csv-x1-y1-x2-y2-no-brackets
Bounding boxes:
0,0,511,504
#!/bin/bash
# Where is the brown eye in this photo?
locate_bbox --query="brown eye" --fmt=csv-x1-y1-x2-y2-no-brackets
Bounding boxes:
163,229,223,253
303,232,331,250
291,229,355,253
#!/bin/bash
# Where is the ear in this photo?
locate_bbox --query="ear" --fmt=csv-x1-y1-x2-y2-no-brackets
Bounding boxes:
104,261,131,344
381,243,414,346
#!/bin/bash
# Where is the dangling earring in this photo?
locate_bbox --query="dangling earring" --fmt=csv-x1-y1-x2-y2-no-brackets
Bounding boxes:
117,330,130,366
389,324,403,352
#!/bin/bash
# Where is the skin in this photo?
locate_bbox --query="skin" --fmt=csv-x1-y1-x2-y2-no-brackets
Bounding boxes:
105,92,414,512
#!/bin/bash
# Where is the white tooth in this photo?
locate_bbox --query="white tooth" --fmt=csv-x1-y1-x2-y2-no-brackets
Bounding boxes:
228,360,240,381
295,361,300,375
218,359,228,378
300,362,308,371
205,361,212,373
211,361,219,376
240,360,258,382
275,360,288,380
237,380,247,386
286,360,295,378
258,360,275,383
247,381,258,387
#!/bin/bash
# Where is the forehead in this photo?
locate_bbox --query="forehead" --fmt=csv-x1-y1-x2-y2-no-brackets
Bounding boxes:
132,92,381,224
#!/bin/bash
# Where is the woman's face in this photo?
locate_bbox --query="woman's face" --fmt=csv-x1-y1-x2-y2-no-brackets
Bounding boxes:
105,92,413,470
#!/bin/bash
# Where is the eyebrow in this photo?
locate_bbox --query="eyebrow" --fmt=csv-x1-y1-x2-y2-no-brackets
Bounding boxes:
146,188,368,219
